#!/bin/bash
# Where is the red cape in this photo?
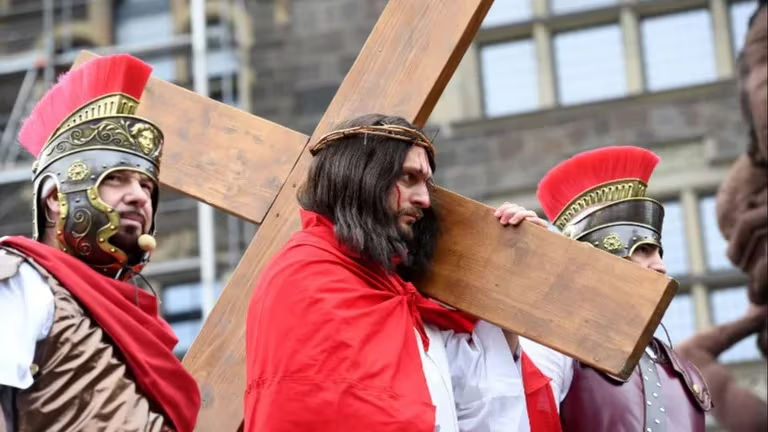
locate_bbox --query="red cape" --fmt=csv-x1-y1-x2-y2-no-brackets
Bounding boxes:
1,236,200,432
244,211,560,431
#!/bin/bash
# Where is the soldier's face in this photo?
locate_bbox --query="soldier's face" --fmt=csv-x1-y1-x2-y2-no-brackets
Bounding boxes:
629,244,667,275
98,170,155,253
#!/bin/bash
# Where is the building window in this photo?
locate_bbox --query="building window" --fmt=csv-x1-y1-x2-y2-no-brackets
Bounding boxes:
114,0,173,44
553,24,627,105
710,286,761,363
480,39,539,117
698,195,736,272
550,0,616,15
162,282,204,356
641,9,717,92
661,200,689,277
481,0,532,28
655,292,696,344
114,0,176,81
729,0,760,56
162,282,203,315
170,320,203,356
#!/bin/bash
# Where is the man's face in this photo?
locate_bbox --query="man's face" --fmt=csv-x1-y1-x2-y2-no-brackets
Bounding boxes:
389,146,433,239
98,170,155,255
744,8,767,159
629,243,667,275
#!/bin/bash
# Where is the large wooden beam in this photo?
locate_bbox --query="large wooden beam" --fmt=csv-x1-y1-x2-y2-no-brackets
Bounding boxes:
72,53,307,225
182,2,497,429
72,1,679,429
424,188,677,377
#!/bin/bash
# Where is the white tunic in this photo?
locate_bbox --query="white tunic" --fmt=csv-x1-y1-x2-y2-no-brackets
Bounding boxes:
3,263,560,432
0,261,54,390
418,321,532,432
518,337,574,405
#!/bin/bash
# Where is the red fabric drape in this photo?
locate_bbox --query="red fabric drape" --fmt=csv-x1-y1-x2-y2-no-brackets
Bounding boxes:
1,237,200,432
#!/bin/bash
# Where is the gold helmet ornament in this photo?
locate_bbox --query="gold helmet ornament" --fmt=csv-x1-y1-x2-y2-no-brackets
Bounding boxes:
18,54,163,281
536,146,664,259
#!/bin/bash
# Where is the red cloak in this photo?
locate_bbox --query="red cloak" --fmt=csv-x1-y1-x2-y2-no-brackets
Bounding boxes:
1,236,200,432
244,210,561,431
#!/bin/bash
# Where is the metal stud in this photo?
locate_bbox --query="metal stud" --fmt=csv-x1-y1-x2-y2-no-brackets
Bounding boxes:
646,429,652,432
654,419,660,424
110,248,116,253
647,401,652,406
648,367,653,372
652,392,658,397
656,382,661,387
660,407,666,413
109,225,116,229
644,375,649,380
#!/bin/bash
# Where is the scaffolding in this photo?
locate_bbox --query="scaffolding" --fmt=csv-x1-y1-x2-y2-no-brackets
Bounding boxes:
0,0,248,325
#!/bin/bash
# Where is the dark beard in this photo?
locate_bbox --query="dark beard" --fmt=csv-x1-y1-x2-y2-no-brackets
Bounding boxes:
396,207,439,284
110,226,143,262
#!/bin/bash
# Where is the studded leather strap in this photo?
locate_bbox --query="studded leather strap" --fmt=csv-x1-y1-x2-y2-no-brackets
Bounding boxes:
639,350,667,432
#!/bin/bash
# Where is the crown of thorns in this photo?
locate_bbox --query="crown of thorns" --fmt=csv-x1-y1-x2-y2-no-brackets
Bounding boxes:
310,125,437,159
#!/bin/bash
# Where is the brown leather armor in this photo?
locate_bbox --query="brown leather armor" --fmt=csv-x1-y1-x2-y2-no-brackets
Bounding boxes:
0,247,170,432
560,338,712,432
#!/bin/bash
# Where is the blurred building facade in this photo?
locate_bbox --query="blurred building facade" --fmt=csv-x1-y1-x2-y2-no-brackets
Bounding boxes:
0,1,764,429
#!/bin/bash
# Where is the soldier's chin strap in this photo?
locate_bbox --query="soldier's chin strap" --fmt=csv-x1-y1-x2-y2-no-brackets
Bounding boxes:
658,321,674,348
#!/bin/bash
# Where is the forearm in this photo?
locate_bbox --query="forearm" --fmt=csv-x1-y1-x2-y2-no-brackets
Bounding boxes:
712,378,768,432
678,313,763,360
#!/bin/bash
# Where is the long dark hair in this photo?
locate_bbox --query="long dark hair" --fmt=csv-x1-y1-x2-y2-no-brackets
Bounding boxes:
297,114,439,281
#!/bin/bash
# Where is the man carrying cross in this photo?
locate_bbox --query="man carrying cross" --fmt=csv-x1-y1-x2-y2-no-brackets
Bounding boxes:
244,113,566,432
0,54,200,431
522,146,712,431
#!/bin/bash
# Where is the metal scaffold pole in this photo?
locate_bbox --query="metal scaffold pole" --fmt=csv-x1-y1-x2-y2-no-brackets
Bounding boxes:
191,0,218,320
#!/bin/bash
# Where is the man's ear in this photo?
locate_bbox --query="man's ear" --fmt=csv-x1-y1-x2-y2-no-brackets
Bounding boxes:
44,187,60,216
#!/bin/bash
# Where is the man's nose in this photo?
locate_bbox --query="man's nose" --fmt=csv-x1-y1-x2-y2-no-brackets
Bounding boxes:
411,184,431,209
124,180,149,207
648,249,667,275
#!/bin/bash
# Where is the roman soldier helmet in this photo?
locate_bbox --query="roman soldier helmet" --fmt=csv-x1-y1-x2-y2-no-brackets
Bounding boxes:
536,146,664,259
18,54,163,281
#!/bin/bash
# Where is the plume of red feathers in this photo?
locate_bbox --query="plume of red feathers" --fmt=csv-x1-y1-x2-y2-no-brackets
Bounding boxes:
18,54,153,158
536,146,660,222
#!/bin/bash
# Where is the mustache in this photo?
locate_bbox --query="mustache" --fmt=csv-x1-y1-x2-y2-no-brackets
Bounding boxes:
119,209,146,225
398,208,423,220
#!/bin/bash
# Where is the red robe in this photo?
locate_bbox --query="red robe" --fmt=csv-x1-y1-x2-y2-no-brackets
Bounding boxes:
1,236,200,432
244,210,560,431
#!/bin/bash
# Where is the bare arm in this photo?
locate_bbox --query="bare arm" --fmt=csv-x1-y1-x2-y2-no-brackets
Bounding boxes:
677,306,768,432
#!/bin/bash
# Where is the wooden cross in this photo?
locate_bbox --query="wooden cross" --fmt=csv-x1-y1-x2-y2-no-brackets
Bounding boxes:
74,1,677,429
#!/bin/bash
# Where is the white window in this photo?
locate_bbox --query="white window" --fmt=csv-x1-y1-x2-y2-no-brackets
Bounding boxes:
641,9,718,91
710,286,761,363
550,0,616,15
730,0,760,55
553,24,627,105
655,293,697,344
480,39,540,117
660,200,690,277
698,195,736,272
481,0,532,28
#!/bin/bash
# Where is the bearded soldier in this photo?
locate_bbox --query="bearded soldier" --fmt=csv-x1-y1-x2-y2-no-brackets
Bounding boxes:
0,54,200,431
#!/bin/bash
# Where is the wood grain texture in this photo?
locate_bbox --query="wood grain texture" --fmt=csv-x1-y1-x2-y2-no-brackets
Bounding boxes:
182,1,495,430
70,1,680,429
424,187,679,378
73,51,307,225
